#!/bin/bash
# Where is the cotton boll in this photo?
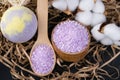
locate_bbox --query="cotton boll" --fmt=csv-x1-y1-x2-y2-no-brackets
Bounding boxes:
8,0,30,6
91,23,105,41
66,0,79,11
100,37,113,45
21,0,30,6
92,0,105,13
91,13,106,26
114,41,120,46
78,0,94,11
103,23,120,41
75,11,93,26
52,0,67,11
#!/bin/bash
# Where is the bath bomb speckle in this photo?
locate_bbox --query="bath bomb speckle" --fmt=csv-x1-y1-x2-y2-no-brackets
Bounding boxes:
30,44,55,75
52,20,89,53
0,6,37,43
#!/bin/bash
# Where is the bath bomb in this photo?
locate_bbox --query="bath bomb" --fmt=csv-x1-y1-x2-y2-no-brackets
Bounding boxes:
0,6,37,43
30,44,56,76
52,20,90,62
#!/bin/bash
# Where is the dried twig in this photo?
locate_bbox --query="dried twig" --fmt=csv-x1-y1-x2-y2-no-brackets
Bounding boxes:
0,0,120,80
100,52,120,68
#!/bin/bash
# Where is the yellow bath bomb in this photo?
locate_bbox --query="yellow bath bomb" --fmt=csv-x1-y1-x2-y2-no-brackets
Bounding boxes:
0,6,37,43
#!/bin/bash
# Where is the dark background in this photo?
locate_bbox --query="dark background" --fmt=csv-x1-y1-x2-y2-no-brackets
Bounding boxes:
0,63,12,80
0,56,120,80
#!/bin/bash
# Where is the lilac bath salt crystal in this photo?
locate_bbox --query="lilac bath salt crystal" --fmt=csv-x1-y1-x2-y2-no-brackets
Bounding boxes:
30,44,55,75
52,20,89,54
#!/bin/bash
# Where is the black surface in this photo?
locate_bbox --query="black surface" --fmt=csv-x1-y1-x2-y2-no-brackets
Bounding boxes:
0,62,12,80
0,57,120,80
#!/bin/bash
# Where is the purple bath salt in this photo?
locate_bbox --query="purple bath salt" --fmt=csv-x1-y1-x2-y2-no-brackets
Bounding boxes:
52,20,89,54
30,44,55,75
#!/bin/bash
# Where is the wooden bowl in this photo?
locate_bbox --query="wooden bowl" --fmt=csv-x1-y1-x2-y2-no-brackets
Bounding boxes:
51,20,90,62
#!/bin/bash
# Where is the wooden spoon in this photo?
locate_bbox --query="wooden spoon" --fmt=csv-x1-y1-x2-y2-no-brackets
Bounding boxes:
29,0,56,76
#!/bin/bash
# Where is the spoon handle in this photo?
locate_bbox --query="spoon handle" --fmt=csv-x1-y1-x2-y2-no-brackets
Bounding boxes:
37,0,48,39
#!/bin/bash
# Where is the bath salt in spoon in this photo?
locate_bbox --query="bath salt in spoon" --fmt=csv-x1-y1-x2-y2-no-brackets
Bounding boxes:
29,0,56,76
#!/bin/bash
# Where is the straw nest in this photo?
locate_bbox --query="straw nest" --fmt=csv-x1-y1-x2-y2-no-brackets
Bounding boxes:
0,0,120,80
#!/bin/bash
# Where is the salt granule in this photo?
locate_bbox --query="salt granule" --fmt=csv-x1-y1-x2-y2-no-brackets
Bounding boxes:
52,20,89,53
30,44,55,75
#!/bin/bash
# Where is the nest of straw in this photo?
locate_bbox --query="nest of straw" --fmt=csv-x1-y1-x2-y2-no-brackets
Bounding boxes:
0,0,120,80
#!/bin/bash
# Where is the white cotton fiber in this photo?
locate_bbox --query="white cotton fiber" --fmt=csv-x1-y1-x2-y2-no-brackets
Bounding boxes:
78,0,94,11
92,0,105,13
52,0,67,11
103,23,120,41
114,41,120,46
91,23,105,41
91,13,106,26
8,0,30,6
100,37,113,45
66,0,79,11
75,11,93,26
